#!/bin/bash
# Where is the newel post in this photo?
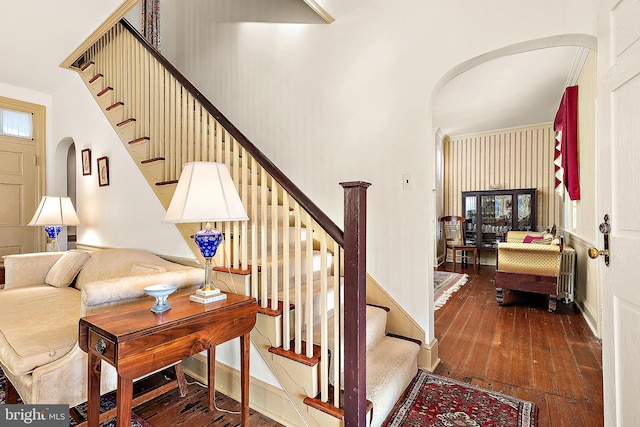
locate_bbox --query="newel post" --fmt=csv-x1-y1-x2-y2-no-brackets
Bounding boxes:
340,181,371,427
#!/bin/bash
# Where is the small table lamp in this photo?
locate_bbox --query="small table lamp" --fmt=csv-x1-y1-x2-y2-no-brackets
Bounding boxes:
28,196,82,251
164,162,249,303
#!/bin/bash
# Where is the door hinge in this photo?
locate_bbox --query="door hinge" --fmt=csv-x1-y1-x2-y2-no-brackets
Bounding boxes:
34,155,38,166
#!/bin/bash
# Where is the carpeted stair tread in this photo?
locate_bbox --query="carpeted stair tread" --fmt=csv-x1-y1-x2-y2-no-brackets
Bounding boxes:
245,227,310,257
366,305,389,351
303,305,418,427
306,305,387,355
278,275,340,327
366,336,420,427
254,250,334,291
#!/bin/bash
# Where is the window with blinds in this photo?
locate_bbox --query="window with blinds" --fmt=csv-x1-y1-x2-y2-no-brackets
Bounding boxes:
0,107,33,139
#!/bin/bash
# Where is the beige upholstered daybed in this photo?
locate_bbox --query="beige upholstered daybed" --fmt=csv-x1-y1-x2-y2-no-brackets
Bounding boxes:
495,231,564,312
0,248,204,408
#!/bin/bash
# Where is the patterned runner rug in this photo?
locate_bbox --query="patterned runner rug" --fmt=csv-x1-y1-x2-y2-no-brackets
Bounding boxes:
0,367,151,427
434,271,468,310
383,369,538,427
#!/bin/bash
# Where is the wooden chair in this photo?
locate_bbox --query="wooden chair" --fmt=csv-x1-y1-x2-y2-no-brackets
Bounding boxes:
439,215,478,269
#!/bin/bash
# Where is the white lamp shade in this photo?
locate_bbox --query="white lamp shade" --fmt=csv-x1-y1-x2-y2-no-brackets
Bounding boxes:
164,162,249,223
28,196,81,226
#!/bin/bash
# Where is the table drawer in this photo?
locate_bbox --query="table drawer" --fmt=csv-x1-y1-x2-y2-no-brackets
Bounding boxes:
88,330,116,363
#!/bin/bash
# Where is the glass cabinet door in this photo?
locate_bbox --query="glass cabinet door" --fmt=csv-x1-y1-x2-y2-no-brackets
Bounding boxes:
480,194,512,248
517,193,533,231
463,196,477,245
480,195,495,248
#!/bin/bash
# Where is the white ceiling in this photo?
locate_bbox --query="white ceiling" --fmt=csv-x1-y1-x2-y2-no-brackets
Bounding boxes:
433,46,587,137
0,0,123,94
1,1,588,139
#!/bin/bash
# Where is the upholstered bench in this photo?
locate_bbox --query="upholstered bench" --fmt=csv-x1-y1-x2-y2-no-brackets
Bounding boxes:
495,231,563,312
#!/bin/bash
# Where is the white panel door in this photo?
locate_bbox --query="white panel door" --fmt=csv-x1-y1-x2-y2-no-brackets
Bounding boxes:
598,0,640,425
0,138,38,256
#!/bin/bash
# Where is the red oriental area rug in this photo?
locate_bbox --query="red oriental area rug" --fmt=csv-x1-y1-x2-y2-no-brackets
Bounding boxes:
383,370,538,427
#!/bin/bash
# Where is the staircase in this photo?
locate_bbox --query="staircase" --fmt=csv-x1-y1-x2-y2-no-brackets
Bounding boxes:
65,18,420,426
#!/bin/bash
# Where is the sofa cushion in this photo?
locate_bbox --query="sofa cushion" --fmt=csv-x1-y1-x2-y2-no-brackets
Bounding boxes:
45,250,90,288
75,249,185,290
3,253,64,290
0,286,80,376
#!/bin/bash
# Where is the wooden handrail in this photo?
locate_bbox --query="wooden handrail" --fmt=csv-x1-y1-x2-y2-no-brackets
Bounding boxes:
118,19,344,247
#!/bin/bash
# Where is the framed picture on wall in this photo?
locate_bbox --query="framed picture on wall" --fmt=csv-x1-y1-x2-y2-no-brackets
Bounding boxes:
97,156,109,187
81,149,91,176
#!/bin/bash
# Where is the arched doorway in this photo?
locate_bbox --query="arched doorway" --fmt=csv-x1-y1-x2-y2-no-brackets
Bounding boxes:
53,136,78,251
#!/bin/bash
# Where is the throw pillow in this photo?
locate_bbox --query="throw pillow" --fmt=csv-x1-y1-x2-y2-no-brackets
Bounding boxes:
532,233,554,245
523,235,543,243
45,250,90,288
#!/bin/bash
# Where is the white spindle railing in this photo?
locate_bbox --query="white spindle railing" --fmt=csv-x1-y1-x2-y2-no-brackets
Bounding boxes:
77,20,344,407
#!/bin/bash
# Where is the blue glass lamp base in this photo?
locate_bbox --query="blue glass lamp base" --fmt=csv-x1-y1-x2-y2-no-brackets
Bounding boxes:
44,226,63,251
192,227,227,303
44,226,63,239
194,228,223,258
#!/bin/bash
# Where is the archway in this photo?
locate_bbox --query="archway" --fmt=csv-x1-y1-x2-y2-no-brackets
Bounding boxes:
426,31,599,338
52,136,77,250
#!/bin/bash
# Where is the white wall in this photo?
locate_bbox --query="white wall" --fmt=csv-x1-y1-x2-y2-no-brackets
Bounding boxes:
564,50,601,336
50,74,193,259
163,0,598,342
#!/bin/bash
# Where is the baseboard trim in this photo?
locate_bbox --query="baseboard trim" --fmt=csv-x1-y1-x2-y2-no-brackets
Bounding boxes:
419,338,440,372
181,353,302,426
575,299,601,338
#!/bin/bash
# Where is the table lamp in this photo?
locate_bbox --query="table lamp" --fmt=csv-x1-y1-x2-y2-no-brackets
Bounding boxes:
164,162,249,303
28,196,82,251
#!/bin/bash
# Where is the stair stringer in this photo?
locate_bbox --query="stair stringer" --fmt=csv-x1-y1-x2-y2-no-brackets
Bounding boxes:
251,311,343,427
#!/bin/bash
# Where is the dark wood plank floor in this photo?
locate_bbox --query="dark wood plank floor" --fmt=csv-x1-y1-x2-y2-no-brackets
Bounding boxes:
434,262,604,426
132,373,284,427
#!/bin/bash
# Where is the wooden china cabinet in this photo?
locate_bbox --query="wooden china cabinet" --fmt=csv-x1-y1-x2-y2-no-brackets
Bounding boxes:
461,188,537,250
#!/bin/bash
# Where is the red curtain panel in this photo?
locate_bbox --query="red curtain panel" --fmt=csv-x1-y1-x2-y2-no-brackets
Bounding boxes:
554,85,580,201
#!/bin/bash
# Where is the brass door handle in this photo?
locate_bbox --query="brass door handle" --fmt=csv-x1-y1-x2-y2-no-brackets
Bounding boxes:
588,214,610,266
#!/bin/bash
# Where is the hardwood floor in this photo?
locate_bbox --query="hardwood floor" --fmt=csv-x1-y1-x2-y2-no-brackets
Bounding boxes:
434,263,604,426
131,372,284,427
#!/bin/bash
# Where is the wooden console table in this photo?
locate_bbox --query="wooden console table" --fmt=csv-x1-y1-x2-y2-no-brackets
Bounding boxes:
79,292,257,427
